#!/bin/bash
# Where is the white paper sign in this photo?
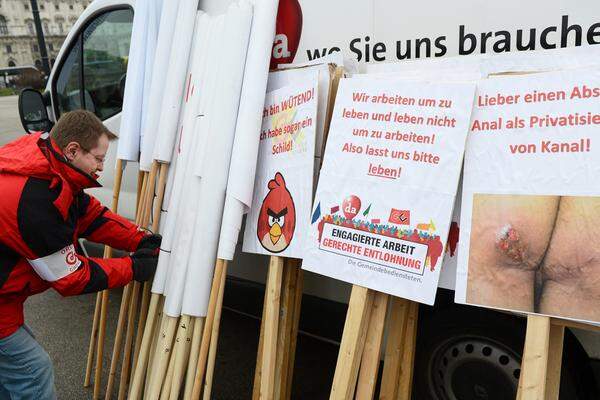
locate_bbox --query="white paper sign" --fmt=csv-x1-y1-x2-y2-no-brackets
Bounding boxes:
455,69,600,324
302,77,475,304
243,75,319,258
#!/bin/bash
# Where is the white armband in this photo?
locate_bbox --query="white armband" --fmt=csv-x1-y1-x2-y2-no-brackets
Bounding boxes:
27,244,82,282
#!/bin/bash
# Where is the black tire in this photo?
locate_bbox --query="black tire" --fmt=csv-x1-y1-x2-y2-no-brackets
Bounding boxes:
413,297,599,400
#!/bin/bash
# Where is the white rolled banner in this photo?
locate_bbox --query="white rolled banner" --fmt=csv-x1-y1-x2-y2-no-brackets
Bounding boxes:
152,0,201,165
158,138,177,236
160,15,217,301
153,116,181,295
182,1,253,317
116,0,150,161
162,16,223,316
139,0,181,172
152,13,211,297
162,119,206,318
138,0,162,153
217,0,279,260
217,196,244,260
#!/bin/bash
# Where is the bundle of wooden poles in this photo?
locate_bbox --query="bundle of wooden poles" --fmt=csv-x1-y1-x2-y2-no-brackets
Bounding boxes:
81,158,227,400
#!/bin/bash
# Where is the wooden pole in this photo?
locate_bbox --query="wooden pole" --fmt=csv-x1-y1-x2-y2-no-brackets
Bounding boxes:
136,170,145,214
117,162,159,399
183,317,205,400
545,323,565,400
516,315,551,400
146,300,165,396
355,292,389,400
190,260,228,399
551,318,600,333
132,163,169,381
330,286,374,400
133,282,151,368
252,261,303,400
169,315,194,400
202,256,228,400
93,251,113,399
117,280,140,399
103,284,130,400
137,172,150,219
145,315,179,400
142,161,160,227
252,271,270,400
397,301,419,399
146,296,165,391
258,257,285,400
284,262,303,400
273,259,300,400
159,341,177,400
379,298,410,400
92,158,125,399
104,172,149,400
273,261,293,395
84,291,102,387
129,293,160,399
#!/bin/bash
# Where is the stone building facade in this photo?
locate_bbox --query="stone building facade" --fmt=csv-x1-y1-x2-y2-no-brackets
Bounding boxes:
0,0,92,69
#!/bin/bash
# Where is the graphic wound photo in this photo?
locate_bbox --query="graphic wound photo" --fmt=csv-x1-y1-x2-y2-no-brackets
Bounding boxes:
467,193,600,323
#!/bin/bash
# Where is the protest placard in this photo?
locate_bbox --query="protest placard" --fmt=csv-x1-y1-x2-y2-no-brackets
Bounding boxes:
455,69,600,324
302,76,475,304
243,74,319,258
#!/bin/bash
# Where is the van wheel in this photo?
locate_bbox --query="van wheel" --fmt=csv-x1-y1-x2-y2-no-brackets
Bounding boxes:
413,304,599,400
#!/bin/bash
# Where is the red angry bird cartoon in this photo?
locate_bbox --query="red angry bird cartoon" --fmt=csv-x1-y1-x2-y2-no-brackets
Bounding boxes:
257,172,296,253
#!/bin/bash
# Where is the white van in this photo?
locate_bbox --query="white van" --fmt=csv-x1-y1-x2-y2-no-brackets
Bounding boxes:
17,1,600,398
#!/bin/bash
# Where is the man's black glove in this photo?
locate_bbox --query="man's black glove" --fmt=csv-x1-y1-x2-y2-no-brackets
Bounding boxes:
131,248,159,282
137,234,162,251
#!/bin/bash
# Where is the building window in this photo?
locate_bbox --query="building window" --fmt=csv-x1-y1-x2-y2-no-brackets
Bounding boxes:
56,17,65,34
43,22,48,34
0,15,7,35
8,60,15,67
48,43,53,51
27,21,34,35
54,3,59,11
5,44,11,53
32,43,39,53
23,3,29,10
34,59,41,69
40,4,44,10
69,4,73,10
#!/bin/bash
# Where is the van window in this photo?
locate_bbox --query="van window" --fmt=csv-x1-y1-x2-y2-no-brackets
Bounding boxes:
55,36,82,111
53,8,133,120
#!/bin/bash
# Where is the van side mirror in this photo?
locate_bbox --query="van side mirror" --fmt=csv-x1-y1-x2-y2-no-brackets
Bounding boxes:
18,88,54,134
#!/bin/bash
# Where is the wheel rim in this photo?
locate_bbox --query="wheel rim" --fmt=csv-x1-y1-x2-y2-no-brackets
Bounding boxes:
428,336,521,400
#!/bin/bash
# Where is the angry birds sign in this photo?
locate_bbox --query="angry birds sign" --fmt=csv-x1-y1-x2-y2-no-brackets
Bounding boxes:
257,172,296,253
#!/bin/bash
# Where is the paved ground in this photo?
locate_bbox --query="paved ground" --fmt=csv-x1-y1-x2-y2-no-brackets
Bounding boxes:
0,95,24,145
23,289,338,400
25,290,123,399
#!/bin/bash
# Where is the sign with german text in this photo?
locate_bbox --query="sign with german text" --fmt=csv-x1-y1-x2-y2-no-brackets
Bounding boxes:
302,76,475,304
455,69,600,324
243,73,319,258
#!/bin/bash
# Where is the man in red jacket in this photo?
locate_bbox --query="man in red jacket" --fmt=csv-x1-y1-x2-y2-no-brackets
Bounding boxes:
0,110,160,399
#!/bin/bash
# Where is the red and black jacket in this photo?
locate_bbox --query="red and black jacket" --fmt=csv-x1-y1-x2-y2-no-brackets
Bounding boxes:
0,132,145,338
